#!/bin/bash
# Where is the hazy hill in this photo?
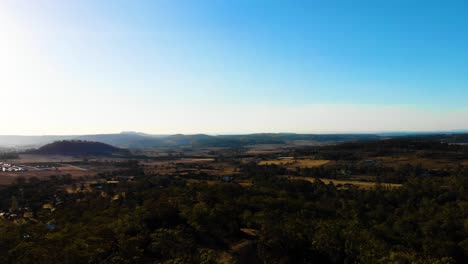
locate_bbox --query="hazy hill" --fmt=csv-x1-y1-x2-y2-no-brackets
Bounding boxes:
0,133,380,149
27,140,130,156
1,132,467,149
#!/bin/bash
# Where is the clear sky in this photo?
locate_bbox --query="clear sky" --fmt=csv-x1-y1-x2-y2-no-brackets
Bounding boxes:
1,0,467,135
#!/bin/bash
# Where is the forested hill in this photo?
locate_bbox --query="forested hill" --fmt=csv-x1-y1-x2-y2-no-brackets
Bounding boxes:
26,140,130,156
1,132,468,149
0,133,381,148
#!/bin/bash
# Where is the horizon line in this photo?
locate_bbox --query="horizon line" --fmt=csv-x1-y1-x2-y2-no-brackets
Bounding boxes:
1,129,467,137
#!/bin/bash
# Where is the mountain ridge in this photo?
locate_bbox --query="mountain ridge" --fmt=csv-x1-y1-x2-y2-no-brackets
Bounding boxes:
1,132,467,149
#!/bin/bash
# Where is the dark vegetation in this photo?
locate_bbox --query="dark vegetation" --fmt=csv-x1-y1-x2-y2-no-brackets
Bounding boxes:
0,172,466,263
0,152,19,160
235,137,467,184
1,132,467,149
26,140,130,156
0,135,467,263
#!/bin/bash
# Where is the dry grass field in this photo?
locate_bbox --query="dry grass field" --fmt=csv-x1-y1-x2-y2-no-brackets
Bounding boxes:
0,157,107,185
11,154,82,164
0,170,97,185
258,159,294,166
10,154,130,164
259,159,331,168
293,159,331,168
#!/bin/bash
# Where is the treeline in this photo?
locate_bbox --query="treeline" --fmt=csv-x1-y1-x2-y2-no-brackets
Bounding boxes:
0,173,466,263
0,152,19,160
289,137,468,161
299,163,467,183
245,161,468,184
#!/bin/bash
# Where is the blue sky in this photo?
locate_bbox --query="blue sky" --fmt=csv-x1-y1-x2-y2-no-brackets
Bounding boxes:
1,0,467,134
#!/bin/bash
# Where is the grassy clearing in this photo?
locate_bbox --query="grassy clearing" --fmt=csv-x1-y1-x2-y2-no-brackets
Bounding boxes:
258,159,331,168
293,159,331,167
258,159,294,166
13,154,82,164
175,158,215,163
0,170,97,185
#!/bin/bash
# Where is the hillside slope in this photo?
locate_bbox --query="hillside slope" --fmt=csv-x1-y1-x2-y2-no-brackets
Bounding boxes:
27,140,130,156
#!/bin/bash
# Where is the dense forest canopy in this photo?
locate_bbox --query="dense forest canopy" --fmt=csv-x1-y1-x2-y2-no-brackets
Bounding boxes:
26,140,130,156
0,173,466,263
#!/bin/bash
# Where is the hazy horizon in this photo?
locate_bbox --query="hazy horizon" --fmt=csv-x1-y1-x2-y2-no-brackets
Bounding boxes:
1,128,468,137
1,1,467,135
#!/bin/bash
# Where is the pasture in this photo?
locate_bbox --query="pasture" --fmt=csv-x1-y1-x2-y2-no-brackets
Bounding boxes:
258,159,331,168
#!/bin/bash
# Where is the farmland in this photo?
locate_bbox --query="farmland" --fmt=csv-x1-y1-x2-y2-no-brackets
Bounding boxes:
0,153,122,184
258,158,331,168
1,136,467,188
0,136,467,263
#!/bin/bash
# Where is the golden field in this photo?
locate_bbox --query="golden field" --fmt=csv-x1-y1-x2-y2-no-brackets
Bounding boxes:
258,159,331,168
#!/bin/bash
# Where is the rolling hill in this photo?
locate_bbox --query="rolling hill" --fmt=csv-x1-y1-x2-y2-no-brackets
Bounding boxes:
1,132,467,149
27,140,130,156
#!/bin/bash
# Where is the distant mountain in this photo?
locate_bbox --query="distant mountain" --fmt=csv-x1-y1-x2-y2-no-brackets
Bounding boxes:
1,132,467,149
27,140,130,156
377,130,468,137
74,133,382,148
0,133,379,149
